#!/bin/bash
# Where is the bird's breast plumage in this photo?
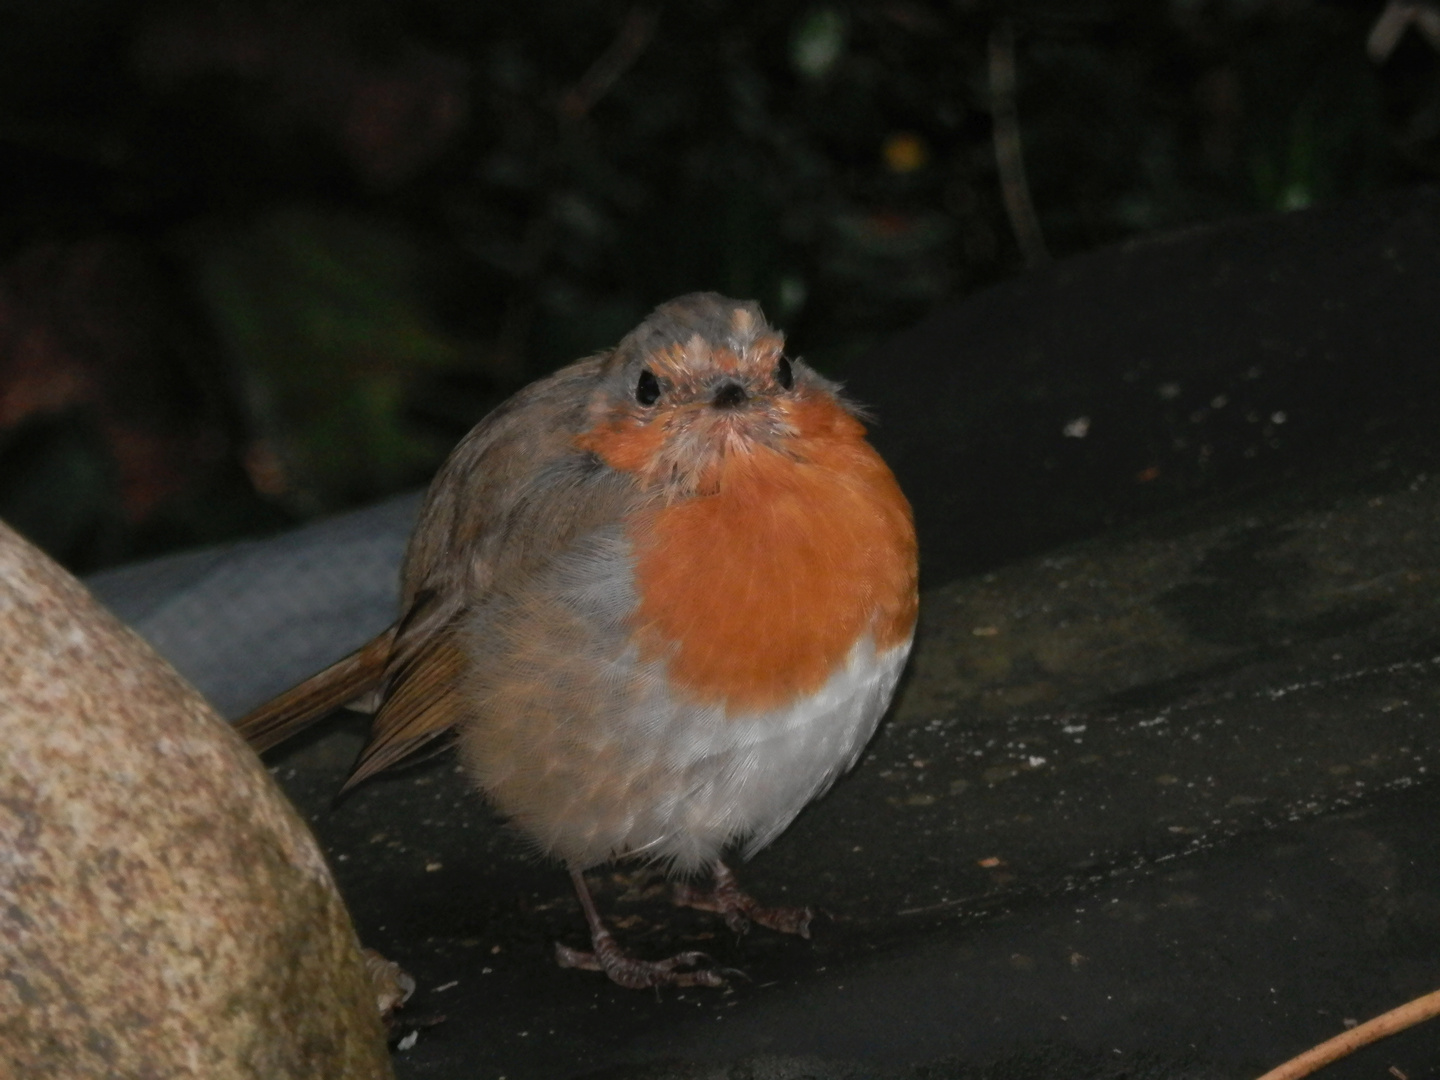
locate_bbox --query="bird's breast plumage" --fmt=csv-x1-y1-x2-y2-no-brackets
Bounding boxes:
619,392,916,866
625,394,916,715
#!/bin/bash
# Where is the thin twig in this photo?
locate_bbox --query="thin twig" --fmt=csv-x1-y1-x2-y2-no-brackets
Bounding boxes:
988,20,1049,268
1256,987,1440,1080
559,7,659,120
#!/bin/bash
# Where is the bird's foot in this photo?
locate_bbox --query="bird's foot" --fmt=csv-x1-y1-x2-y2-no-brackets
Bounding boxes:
673,860,814,939
554,925,728,989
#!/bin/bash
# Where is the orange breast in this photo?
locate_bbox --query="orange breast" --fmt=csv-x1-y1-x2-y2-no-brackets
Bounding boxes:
626,398,917,714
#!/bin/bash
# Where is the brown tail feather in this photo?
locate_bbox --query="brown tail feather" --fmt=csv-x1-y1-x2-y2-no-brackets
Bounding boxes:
234,627,396,752
339,630,467,793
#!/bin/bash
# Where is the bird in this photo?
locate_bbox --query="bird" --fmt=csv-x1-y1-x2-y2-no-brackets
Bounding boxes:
236,292,918,989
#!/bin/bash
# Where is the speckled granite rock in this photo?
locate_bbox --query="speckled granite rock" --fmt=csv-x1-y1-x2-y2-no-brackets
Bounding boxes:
0,520,393,1080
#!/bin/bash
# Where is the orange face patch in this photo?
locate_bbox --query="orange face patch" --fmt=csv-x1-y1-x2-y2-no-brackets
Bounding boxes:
575,335,794,498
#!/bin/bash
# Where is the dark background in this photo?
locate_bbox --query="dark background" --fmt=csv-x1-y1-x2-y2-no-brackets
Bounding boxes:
3,0,1438,573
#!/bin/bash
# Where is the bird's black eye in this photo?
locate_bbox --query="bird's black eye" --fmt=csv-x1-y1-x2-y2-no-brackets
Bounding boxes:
635,369,661,406
775,356,794,391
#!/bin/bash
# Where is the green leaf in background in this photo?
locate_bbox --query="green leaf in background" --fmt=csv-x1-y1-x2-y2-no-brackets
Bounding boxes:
1242,23,1389,214
791,7,849,81
194,207,464,513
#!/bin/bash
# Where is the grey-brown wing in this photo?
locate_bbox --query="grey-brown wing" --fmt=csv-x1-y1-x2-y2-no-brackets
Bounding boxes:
342,361,644,789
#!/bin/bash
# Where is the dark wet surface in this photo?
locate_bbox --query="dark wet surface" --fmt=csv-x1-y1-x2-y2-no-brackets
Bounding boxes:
93,187,1440,1078
273,773,1440,1080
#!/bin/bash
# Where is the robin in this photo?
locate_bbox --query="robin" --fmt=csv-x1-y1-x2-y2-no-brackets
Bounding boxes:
237,292,918,988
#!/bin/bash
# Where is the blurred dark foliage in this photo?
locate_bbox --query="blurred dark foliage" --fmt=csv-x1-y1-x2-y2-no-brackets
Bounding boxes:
0,0,1437,571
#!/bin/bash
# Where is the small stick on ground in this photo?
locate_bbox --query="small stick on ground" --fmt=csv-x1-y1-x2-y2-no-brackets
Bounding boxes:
1256,987,1440,1080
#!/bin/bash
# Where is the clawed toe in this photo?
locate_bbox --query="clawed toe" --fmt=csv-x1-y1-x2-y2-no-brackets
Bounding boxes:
559,862,813,989
673,860,815,939
560,868,737,989
754,902,813,938
554,939,728,989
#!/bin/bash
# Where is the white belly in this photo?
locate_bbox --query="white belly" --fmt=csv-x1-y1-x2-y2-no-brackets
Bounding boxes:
638,634,912,869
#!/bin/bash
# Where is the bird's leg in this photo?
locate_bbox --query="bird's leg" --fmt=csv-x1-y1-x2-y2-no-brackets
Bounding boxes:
673,860,814,938
554,868,727,989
